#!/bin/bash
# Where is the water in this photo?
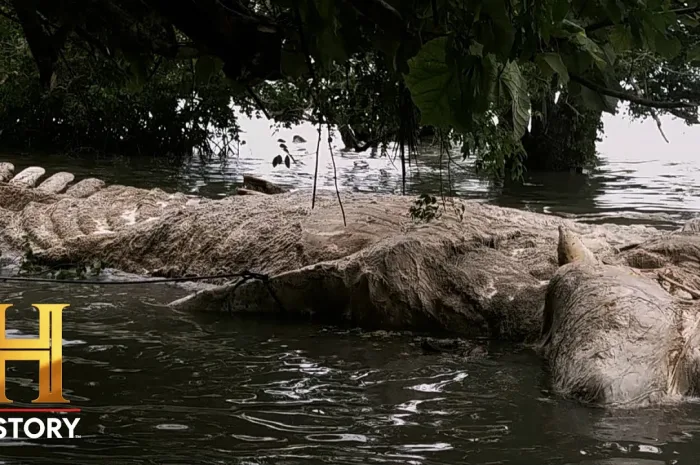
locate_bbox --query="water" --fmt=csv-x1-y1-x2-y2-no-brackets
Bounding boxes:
5,109,700,229
2,110,700,463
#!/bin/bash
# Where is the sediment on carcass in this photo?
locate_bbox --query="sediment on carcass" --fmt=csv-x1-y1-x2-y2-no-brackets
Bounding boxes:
608,230,700,300
169,232,549,340
541,227,700,407
0,163,14,182
0,165,682,341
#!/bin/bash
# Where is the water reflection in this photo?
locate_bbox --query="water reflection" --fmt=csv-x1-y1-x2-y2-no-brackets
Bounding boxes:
0,282,699,463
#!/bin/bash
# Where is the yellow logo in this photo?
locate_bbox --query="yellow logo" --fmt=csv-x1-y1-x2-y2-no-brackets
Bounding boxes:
0,304,69,404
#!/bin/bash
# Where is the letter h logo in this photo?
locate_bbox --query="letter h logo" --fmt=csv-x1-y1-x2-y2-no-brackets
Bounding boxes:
0,304,69,403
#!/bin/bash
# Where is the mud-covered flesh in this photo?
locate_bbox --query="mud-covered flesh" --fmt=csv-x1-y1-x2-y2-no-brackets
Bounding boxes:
1,165,698,351
541,229,700,407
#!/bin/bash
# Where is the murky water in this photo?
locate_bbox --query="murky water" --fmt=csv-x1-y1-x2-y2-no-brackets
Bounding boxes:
2,110,700,463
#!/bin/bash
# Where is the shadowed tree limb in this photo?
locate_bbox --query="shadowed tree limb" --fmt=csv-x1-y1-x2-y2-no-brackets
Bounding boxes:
585,5,700,33
571,74,699,109
11,0,71,88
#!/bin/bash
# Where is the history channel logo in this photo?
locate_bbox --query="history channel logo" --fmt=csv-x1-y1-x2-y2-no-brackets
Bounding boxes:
0,304,80,439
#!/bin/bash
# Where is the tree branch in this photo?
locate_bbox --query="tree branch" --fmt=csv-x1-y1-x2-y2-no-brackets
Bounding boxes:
11,0,72,88
571,74,698,109
586,5,700,33
630,79,669,142
245,86,272,120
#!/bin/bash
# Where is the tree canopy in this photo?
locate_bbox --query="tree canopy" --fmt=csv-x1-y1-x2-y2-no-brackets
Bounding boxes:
1,0,700,175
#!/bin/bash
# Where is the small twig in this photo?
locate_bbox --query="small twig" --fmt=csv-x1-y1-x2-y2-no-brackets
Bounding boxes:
311,122,322,209
631,80,669,143
327,126,347,227
658,273,700,299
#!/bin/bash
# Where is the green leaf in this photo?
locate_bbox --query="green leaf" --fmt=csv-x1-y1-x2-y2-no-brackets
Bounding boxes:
653,32,681,59
482,0,515,56
482,0,511,28
602,43,617,66
680,16,700,27
603,0,623,24
404,37,455,127
561,19,585,34
609,25,633,52
688,44,700,63
570,32,607,70
195,56,223,85
552,0,570,22
469,41,484,57
477,54,498,110
647,10,671,33
579,86,618,114
500,61,531,139
536,53,569,85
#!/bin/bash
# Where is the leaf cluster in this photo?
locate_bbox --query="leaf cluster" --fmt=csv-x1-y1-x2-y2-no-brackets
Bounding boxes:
2,0,700,171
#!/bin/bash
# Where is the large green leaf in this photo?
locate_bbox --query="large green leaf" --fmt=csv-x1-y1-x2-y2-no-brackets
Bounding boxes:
603,0,623,24
653,31,681,59
482,0,515,56
608,25,633,52
680,16,700,27
404,37,455,127
552,0,570,22
536,52,569,85
570,32,608,70
500,61,531,139
579,85,618,114
477,54,498,109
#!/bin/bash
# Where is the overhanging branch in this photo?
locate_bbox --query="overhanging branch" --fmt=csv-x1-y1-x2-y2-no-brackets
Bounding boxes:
585,5,700,33
571,74,699,109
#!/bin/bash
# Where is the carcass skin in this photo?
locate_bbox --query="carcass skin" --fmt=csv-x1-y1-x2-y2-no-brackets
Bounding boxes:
540,226,700,407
